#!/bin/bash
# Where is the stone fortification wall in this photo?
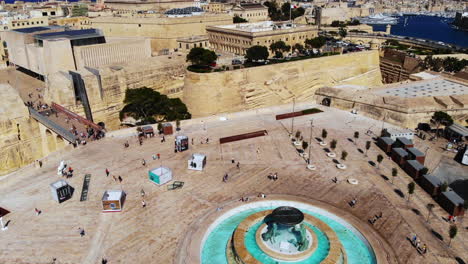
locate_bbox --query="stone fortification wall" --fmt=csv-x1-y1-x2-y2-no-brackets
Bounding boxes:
183,50,382,117
315,86,468,129
0,84,66,176
44,56,186,130
89,14,233,51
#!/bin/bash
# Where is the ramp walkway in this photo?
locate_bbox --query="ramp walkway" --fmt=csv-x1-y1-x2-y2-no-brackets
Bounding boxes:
80,174,91,202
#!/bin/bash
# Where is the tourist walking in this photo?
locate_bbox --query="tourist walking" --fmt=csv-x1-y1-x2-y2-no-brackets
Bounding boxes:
35,208,41,216
112,175,117,182
142,200,146,208
78,227,85,237
236,162,240,169
142,159,146,166
231,158,235,164
223,173,228,182
140,189,145,197
118,176,123,183
105,168,110,177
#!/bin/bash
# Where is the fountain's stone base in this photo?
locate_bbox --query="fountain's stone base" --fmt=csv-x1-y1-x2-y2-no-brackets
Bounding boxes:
228,210,348,264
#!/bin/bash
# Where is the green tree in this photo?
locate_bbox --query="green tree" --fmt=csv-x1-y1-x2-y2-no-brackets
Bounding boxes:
305,36,326,49
420,167,429,175
264,1,281,21
322,129,328,140
432,111,453,137
245,45,270,61
270,41,291,58
245,45,269,62
376,154,384,168
302,141,308,151
341,151,348,160
426,203,435,223
119,87,191,124
330,20,343,27
365,141,371,156
330,139,337,150
233,15,248,23
407,182,416,202
295,130,301,139
338,27,347,38
440,182,449,192
186,47,217,66
293,43,304,53
448,225,457,247
391,167,398,184
347,19,360,25
353,131,359,145
157,122,163,133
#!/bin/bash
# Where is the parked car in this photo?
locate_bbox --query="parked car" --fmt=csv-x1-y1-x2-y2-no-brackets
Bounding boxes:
232,59,242,65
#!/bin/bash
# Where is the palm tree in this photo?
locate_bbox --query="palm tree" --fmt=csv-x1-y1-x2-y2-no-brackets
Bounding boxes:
391,167,398,184
448,225,458,247
426,203,435,223
431,111,453,138
341,151,348,160
407,182,415,202
353,131,359,145
365,141,371,157
330,139,337,151
376,154,383,168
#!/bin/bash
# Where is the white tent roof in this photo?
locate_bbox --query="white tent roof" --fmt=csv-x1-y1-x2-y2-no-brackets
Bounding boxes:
192,153,206,162
102,190,124,201
150,166,172,176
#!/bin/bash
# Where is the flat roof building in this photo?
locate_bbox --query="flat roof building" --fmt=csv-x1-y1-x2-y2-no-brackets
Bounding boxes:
207,21,318,56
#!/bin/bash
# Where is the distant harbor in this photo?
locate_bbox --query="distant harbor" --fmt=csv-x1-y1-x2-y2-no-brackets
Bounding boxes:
371,15,468,48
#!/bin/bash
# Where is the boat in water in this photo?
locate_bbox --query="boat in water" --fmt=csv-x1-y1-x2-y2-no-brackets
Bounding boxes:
357,13,399,25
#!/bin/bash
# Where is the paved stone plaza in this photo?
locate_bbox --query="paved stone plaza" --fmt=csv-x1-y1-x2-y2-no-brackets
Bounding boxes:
0,103,466,264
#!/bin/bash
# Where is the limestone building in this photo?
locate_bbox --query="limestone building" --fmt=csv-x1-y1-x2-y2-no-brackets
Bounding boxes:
231,3,269,22
89,14,232,52
206,21,318,55
3,27,151,78
380,49,422,84
177,35,209,51
103,0,197,12
202,2,226,13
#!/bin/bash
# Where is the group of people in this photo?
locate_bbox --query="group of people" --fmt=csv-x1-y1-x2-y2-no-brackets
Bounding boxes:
61,166,74,178
369,212,383,225
410,234,428,254
267,173,278,181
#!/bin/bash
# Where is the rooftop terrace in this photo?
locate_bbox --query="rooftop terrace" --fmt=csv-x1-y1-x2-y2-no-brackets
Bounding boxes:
374,79,468,98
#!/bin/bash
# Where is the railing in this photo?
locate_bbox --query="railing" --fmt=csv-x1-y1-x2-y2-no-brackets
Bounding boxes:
51,103,103,132
28,107,78,143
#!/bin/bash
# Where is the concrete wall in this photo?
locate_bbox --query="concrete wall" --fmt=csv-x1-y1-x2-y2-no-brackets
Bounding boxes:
183,50,382,117
74,39,152,70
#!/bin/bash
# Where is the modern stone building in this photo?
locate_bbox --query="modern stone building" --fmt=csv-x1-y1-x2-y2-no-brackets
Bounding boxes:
3,27,151,78
206,21,318,55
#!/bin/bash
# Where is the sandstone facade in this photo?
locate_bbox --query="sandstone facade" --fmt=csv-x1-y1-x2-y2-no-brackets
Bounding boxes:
183,50,382,117
0,84,69,176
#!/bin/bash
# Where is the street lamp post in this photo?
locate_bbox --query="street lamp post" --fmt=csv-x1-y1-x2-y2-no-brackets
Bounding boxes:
291,97,296,137
308,119,313,164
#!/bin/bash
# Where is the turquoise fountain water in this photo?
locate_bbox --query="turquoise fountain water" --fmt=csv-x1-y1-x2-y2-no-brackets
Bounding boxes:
201,202,377,264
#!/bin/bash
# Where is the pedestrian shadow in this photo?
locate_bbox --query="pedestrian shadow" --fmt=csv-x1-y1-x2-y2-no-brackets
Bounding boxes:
357,148,364,154
368,161,376,166
332,159,340,164
323,148,330,153
315,137,322,142
380,174,389,181
394,189,405,198
455,257,466,264
347,138,354,143
431,229,444,241
411,208,421,216
4,220,11,228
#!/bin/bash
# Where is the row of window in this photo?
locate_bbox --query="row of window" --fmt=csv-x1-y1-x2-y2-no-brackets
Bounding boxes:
238,12,267,18
179,41,209,49
12,20,45,27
